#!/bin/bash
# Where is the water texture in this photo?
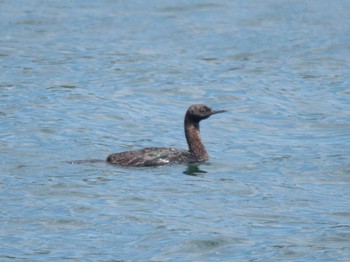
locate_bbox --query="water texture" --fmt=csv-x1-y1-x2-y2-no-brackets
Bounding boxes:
1,0,350,261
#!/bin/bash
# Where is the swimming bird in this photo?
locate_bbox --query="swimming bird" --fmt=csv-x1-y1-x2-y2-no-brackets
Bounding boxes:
107,104,226,167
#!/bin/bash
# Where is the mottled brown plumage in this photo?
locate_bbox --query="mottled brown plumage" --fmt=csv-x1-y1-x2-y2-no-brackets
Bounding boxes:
107,104,226,167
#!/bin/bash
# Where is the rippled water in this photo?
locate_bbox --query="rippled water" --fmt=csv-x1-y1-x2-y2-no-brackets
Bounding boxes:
1,0,350,261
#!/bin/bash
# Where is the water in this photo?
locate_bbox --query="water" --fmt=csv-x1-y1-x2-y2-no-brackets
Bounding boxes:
1,0,350,261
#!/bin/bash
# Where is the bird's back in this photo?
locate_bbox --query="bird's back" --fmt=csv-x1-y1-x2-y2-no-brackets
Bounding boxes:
107,147,198,167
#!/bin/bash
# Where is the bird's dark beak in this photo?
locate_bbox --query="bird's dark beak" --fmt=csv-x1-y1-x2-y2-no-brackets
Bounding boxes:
211,109,227,115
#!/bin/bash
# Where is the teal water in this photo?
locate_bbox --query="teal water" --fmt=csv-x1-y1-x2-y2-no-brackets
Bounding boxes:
1,0,350,261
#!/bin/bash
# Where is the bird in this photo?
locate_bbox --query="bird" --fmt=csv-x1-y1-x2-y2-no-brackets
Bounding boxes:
106,104,226,167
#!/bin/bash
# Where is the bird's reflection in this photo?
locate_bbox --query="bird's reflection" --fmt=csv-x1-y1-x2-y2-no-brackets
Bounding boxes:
183,164,207,176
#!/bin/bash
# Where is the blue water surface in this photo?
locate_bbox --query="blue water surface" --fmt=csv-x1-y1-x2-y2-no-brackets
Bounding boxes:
1,0,350,261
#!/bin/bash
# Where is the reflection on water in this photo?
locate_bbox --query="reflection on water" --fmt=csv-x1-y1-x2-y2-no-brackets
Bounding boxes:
1,0,350,261
183,164,208,176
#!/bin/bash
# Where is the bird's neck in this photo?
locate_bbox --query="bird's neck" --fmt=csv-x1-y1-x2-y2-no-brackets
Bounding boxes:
184,118,208,161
